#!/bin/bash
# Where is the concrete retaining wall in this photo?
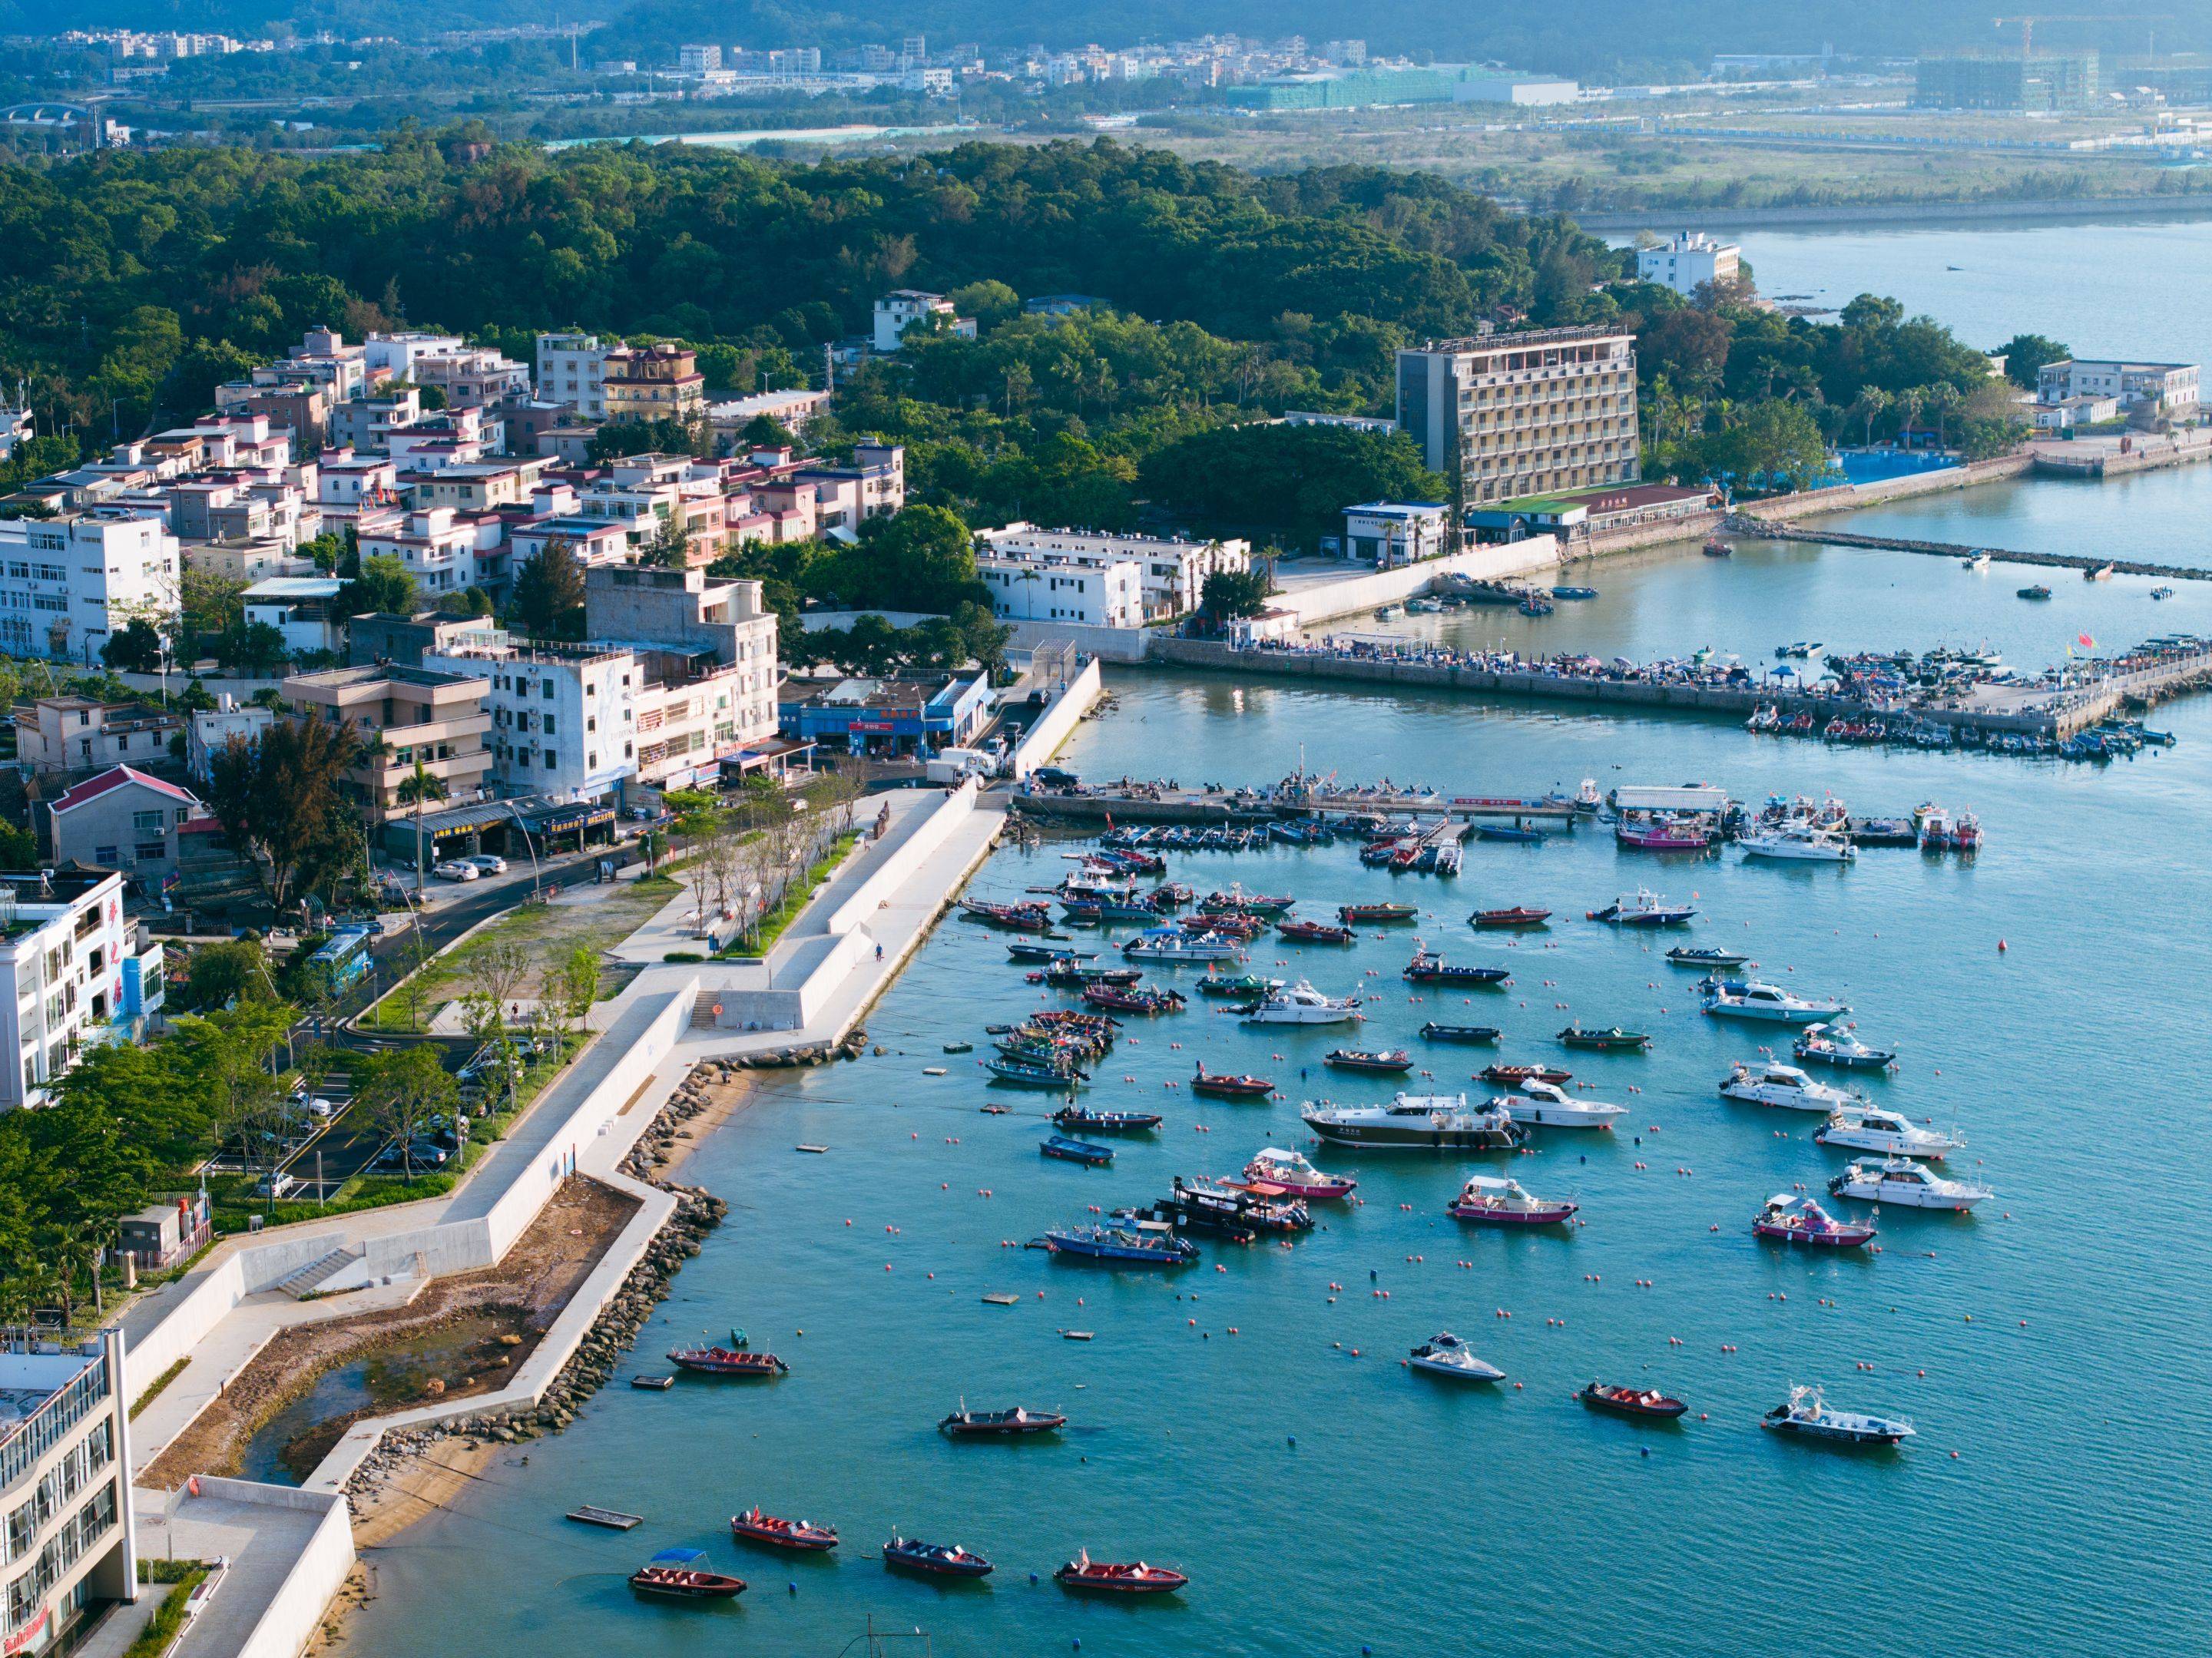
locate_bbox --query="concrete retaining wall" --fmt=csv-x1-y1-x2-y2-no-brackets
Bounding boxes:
1009,657,1104,779
192,1478,356,1658
1739,454,2033,525
1275,538,1563,627
1005,619,1153,662
823,780,979,937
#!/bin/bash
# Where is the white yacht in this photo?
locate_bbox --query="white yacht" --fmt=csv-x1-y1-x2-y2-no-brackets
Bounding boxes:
1240,979,1363,1026
1828,1157,1992,1210
1738,824,1856,863
1703,980,1849,1024
1408,1332,1505,1382
1814,1107,1963,1160
1493,1078,1628,1129
1122,927,1240,963
1301,1093,1522,1150
1761,1385,1916,1446
1718,1061,1856,1113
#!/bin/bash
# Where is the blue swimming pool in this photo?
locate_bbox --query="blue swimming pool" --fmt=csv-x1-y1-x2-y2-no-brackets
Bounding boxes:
1834,448,1959,485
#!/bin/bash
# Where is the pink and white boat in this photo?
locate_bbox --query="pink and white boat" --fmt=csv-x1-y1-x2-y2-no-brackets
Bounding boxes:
1752,1192,1876,1249
1446,1174,1578,1226
1615,814,1712,852
1238,1147,1356,1201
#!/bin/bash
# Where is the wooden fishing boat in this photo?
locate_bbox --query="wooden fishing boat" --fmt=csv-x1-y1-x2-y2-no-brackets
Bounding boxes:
1338,902,1419,924
1557,1024,1651,1051
630,1549,747,1600
1419,1022,1501,1044
1579,1381,1687,1420
1325,1048,1413,1074
730,1507,839,1551
1052,1106,1162,1133
1277,919,1356,945
1189,1063,1274,1099
1481,1062,1571,1086
1472,906,1550,928
939,1404,1068,1438
667,1345,789,1378
1055,1552,1187,1594
882,1536,994,1578
1039,1134,1114,1166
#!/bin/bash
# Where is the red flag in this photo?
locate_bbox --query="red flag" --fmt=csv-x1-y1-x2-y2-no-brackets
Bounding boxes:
2078,632,2095,649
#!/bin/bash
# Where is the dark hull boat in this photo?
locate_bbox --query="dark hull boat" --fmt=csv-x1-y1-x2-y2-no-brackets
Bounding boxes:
1557,1025,1651,1051
1278,921,1356,944
1055,1555,1187,1595
1124,1177,1311,1239
730,1509,839,1551
962,900,1055,932
1040,1135,1114,1166
1404,949,1511,986
1580,1381,1687,1420
939,1405,1067,1438
1420,1023,1502,1044
1338,902,1419,924
1033,1226,1199,1266
1081,986,1184,1015
1666,946,1748,968
1325,1049,1413,1073
985,1054,1085,1087
1472,907,1551,928
1052,1107,1161,1133
883,1537,994,1578
667,1346,789,1378
1009,942,1093,963
1482,1063,1571,1086
1190,1064,1275,1099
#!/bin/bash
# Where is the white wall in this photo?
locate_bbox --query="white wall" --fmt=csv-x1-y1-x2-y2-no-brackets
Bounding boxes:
823,780,979,937
190,1479,356,1658
1009,657,1104,779
1275,537,1565,627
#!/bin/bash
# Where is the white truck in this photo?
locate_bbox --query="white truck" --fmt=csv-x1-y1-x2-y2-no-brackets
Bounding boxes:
925,746,995,785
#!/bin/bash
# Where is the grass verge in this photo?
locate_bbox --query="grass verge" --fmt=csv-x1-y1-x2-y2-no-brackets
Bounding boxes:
717,832,860,959
129,1359,190,1421
122,1567,207,1658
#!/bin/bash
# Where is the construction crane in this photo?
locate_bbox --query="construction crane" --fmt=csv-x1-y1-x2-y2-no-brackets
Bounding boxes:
1991,15,2153,57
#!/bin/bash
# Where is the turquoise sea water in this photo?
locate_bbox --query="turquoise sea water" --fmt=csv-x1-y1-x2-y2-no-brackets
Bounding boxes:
349,536,2212,1657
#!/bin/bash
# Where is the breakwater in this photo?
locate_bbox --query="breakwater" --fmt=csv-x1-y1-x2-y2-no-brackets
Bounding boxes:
1732,518,2212,581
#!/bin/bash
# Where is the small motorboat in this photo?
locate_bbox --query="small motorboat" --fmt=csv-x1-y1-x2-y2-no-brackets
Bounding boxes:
630,1548,747,1599
1278,918,1357,945
731,1507,839,1551
1449,1173,1579,1225
1815,1106,1962,1160
1481,1062,1571,1086
1052,1107,1161,1133
1240,1147,1356,1200
1703,981,1848,1024
1409,1331,1505,1381
1588,889,1696,927
1666,945,1749,968
1470,906,1550,930
1197,972,1282,999
985,1053,1085,1088
2018,584,2052,601
1477,824,1545,843
1190,1062,1275,1099
961,899,1055,932
1055,1552,1187,1594
1493,1078,1626,1130
1338,902,1419,924
1009,942,1094,964
1753,1193,1876,1249
882,1536,994,1578
667,1345,789,1378
1404,945,1511,985
1081,985,1184,1017
1719,1061,1856,1112
939,1404,1068,1438
1580,1381,1687,1419
1551,585,1598,600
1556,1024,1649,1052
1033,1225,1199,1266
1419,1022,1501,1044
1793,1022,1897,1071
1828,1158,1992,1210
1125,1177,1312,1238
1124,927,1240,963
1040,1135,1114,1166
1761,1385,1915,1446
1701,536,1733,558
1324,1048,1413,1073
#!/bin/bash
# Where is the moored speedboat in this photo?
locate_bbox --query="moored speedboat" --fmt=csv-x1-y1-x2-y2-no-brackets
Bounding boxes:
1301,1092,1524,1150
1009,942,1094,964
1040,1134,1114,1166
1237,980,1363,1025
667,1345,789,1378
1556,1023,1649,1051
1761,1384,1914,1446
883,1536,994,1577
1793,1021,1896,1071
1125,1176,1312,1237
731,1507,839,1550
1667,945,1750,968
1338,901,1419,924
1123,927,1240,963
1324,1048,1412,1073
1814,1107,1962,1160
1752,1193,1876,1249
1419,1021,1502,1044
1189,1062,1275,1099
1240,1147,1356,1200
1472,905,1551,928
1409,1331,1505,1381
1404,945,1511,985
1494,1078,1626,1129
1277,918,1356,945
1081,985,1184,1016
1703,980,1848,1024
1055,1552,1186,1594
1718,1061,1856,1112
630,1549,747,1599
1481,1062,1571,1086
1588,888,1697,927
1579,1381,1687,1419
1828,1157,1992,1210
985,1053,1086,1087
1448,1173,1578,1224
1197,971,1282,999
1052,1106,1161,1133
1032,1224,1199,1266
939,1403,1067,1438
1738,825,1856,863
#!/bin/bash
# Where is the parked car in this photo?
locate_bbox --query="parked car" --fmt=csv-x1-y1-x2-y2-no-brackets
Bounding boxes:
408,1140,451,1167
252,1173,297,1199
464,854,508,875
432,860,481,882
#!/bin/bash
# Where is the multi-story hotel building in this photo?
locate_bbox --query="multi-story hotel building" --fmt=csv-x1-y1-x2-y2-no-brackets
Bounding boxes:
1396,326,1641,506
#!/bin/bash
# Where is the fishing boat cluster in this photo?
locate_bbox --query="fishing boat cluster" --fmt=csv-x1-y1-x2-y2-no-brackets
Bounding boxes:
949,783,2001,1463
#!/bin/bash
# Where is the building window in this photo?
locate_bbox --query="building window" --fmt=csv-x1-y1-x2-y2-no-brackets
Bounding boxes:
135,842,167,863
545,752,557,768
94,846,118,865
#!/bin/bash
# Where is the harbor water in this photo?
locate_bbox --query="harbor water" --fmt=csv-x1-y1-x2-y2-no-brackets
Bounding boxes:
348,544,2212,1656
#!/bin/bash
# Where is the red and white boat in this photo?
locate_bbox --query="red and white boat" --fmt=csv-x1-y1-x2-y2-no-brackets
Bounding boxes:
1447,1174,1578,1226
667,1345,789,1378
1751,1193,1876,1249
630,1549,746,1599
1190,1062,1274,1099
1238,1147,1356,1201
1055,1550,1187,1594
731,1507,839,1550
1471,906,1551,928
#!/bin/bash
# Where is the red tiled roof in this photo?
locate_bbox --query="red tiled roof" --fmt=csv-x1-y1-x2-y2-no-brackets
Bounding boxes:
50,766,203,816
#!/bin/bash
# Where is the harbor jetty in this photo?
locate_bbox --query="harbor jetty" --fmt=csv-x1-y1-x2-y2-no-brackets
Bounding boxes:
1727,516,2212,582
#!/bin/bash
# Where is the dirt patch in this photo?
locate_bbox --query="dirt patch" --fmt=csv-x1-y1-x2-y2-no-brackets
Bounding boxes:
141,1177,641,1490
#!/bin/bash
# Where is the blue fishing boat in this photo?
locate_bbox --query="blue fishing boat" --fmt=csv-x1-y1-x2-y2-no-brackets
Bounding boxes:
1040,1135,1114,1166
1477,824,1545,843
1551,585,1598,600
1031,1225,1200,1266
882,1536,995,1578
985,1054,1085,1088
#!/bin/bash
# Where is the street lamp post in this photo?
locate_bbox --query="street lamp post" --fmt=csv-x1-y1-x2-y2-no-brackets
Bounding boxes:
494,800,543,898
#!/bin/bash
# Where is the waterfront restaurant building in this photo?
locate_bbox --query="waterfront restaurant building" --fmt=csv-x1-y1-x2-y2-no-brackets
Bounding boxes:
1396,326,1641,507
778,674,993,759
1,1331,137,1656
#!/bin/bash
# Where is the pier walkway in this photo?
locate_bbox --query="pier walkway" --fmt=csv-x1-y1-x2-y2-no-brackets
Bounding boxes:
1728,515,2212,581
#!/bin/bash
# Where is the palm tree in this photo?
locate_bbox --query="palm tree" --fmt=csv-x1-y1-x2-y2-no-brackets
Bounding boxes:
1855,389,1892,448
394,754,449,897
1926,384,1963,451
1897,387,1928,449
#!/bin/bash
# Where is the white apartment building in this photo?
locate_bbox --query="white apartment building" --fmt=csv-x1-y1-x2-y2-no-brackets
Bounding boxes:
536,332,614,420
1636,232,1742,297
1396,326,1641,506
357,507,504,597
872,291,976,352
977,552,1144,627
1343,501,1451,567
0,869,152,1109
974,524,1250,620
0,511,177,665
361,331,464,381
1,1329,137,1655
2036,358,2200,416
679,41,723,71
424,637,637,806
